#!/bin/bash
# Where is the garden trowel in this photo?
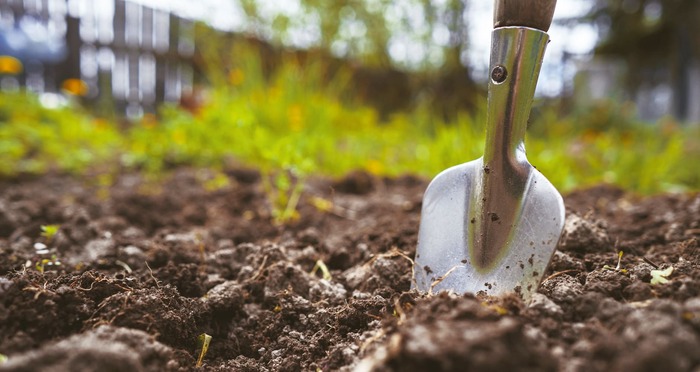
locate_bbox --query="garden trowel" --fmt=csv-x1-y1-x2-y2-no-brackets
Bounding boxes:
413,0,564,301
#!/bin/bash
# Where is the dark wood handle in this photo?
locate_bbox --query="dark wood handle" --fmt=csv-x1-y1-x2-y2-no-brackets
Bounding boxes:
493,0,557,32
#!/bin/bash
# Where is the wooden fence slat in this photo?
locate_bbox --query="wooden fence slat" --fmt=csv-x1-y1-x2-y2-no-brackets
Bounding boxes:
1,0,199,116
141,5,152,51
113,0,125,47
57,15,81,80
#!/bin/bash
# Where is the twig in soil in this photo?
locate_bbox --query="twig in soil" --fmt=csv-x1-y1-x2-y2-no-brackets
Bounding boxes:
249,255,269,282
642,256,659,269
367,248,401,263
110,291,133,324
392,297,407,325
145,261,160,288
366,246,415,282
359,329,387,354
71,272,133,293
196,232,207,273
22,281,50,300
115,260,133,274
429,265,460,296
542,269,580,283
309,195,358,220
365,313,383,321
88,297,113,322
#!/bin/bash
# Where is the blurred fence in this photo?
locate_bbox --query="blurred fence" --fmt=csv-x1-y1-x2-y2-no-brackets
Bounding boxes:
0,0,198,116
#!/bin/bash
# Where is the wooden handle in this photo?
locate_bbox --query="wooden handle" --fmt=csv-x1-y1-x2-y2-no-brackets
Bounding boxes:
493,0,557,32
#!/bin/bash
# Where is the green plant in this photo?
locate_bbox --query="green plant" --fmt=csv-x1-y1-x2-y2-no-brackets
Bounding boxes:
310,260,332,281
0,92,121,176
1,39,699,207
35,254,61,274
198,169,231,192
195,333,212,368
40,224,60,243
254,134,316,224
603,251,628,274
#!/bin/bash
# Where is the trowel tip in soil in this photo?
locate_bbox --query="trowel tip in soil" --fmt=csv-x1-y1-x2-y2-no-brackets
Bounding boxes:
412,159,565,301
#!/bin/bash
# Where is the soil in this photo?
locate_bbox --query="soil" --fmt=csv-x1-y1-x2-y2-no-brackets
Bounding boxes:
0,168,698,371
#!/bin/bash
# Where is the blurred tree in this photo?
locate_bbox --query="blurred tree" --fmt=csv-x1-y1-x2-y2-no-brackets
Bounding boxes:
236,0,471,71
584,0,700,119
232,0,479,117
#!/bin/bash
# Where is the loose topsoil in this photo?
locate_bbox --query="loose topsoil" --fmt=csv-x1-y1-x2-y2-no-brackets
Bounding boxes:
0,168,698,371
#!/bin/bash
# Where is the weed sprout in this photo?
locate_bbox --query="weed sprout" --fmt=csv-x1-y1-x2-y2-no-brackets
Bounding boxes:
195,333,212,368
40,224,60,243
602,251,628,274
310,260,332,281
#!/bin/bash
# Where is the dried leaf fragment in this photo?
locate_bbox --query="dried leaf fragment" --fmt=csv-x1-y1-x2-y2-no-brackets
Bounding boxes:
650,266,673,285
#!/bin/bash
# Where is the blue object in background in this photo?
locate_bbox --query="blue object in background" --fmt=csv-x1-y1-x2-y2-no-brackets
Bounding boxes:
0,17,66,65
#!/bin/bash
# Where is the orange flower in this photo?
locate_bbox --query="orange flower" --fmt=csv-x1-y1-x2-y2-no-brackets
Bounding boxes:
0,56,22,74
366,159,384,174
61,79,89,96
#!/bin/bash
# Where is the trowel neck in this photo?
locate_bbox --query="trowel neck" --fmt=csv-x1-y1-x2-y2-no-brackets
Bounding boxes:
483,27,548,165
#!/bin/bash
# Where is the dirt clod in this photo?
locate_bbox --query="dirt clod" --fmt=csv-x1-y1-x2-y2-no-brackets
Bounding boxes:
0,325,183,372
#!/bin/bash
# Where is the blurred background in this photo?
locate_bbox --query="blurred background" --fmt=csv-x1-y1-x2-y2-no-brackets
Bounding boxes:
0,0,698,198
1,0,698,121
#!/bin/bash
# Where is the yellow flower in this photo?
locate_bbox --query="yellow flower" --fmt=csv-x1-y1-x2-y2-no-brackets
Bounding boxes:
310,196,333,212
172,128,186,145
366,159,384,174
288,104,304,132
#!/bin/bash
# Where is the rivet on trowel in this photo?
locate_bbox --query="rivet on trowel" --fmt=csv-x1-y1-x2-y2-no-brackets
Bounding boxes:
491,65,507,83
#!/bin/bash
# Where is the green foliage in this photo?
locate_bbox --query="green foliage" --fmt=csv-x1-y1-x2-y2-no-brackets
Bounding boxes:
40,224,60,243
198,169,231,192
602,251,628,274
528,101,699,193
35,254,61,274
310,259,332,281
234,0,468,70
0,42,698,226
0,93,121,176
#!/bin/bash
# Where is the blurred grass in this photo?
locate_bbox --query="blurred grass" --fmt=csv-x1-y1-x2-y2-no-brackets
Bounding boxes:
0,42,698,196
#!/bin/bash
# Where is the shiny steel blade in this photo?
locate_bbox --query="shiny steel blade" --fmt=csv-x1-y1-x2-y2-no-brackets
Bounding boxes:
412,27,565,301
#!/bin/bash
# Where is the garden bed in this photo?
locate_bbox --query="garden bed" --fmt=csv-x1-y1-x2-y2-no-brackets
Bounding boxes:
0,168,698,371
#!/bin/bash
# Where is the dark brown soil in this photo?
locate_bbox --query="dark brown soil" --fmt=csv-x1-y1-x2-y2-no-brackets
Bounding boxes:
0,169,698,371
